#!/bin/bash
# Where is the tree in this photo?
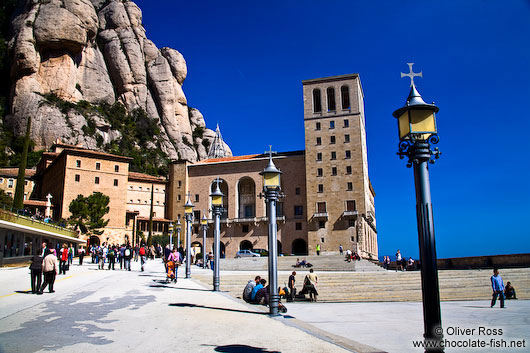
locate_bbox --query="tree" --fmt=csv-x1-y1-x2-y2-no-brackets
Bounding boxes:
68,192,110,236
13,116,31,209
0,189,12,207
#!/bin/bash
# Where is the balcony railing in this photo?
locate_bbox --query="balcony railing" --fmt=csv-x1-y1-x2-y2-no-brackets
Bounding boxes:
342,210,359,218
0,207,78,238
311,212,329,220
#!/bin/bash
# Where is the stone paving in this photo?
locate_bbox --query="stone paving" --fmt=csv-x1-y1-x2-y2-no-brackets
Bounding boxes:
0,259,528,353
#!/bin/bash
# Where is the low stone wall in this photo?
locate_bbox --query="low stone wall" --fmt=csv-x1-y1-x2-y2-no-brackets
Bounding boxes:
437,253,530,270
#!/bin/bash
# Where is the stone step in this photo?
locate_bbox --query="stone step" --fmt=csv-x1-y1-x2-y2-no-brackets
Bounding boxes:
194,268,530,302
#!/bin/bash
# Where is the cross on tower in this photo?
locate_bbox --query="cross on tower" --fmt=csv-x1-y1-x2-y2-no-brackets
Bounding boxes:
401,63,423,87
265,145,277,158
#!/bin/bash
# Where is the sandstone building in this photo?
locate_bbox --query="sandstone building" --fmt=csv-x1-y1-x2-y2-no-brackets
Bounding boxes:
31,74,377,258
168,74,378,259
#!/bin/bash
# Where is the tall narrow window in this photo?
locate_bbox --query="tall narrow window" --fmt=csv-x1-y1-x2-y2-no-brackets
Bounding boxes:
115,165,119,172
313,89,322,113
95,177,100,184
317,168,323,177
318,184,324,193
331,151,336,160
315,122,321,130
327,87,336,111
316,137,321,145
317,202,327,213
76,160,81,168
346,166,352,174
347,182,353,191
344,119,349,128
75,174,80,182
331,167,337,176
341,85,350,109
330,136,336,144
345,134,350,143
345,150,351,159
316,152,322,161
346,200,357,211
114,179,119,186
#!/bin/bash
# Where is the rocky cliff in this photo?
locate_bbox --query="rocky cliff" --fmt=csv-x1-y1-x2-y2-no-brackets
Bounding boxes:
6,0,231,164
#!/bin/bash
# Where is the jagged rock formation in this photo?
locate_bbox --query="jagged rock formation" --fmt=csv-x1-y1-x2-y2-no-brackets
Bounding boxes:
6,0,231,162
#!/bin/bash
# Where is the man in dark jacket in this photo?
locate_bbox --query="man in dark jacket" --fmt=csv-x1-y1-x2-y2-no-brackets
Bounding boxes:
29,254,43,294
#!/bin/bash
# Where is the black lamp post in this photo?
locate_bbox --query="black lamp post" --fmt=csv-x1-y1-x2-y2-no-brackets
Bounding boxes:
184,196,194,279
201,214,208,269
393,63,443,352
210,178,224,291
259,147,282,316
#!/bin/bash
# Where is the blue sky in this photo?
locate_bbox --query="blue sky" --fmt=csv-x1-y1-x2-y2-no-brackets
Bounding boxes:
135,0,530,259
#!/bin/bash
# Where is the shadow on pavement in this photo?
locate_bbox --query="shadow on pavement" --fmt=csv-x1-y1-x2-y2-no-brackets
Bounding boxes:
14,290,33,294
211,344,280,353
169,303,268,315
0,290,155,352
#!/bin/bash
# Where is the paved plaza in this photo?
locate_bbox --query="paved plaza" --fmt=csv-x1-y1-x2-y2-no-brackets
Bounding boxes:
0,260,528,353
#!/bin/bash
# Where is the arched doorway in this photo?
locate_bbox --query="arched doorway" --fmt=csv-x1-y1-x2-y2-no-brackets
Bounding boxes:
277,240,282,255
191,241,202,264
240,240,253,250
212,241,226,258
292,238,307,255
89,236,100,247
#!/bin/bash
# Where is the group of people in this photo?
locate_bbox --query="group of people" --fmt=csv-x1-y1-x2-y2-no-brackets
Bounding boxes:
242,269,319,305
381,250,415,271
90,243,135,271
28,242,63,294
490,268,518,308
293,258,312,268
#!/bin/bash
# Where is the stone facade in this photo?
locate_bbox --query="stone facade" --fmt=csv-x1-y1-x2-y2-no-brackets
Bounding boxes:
167,152,308,256
302,74,377,259
0,168,35,202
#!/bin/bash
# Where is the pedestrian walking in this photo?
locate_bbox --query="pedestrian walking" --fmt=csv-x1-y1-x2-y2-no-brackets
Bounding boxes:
208,252,214,271
316,243,321,256
40,249,58,293
108,245,116,270
29,253,43,294
119,244,125,269
124,244,132,271
396,250,403,271
79,247,85,265
59,243,68,275
491,268,505,308
288,271,296,302
139,245,147,271
339,244,343,256
68,245,74,265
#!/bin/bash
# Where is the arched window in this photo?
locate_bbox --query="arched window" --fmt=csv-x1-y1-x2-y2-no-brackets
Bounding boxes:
327,87,336,111
313,89,322,113
238,177,256,218
341,85,350,109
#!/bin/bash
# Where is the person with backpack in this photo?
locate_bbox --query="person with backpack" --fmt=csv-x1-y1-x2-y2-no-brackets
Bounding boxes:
124,244,132,271
139,245,147,272
108,245,116,270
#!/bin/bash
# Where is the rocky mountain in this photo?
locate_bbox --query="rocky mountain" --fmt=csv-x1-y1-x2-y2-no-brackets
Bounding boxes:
5,0,231,164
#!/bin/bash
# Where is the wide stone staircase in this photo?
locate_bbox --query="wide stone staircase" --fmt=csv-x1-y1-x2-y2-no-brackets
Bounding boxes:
217,255,385,272
194,259,530,302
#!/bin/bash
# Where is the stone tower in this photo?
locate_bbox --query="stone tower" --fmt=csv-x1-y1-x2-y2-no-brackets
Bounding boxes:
303,74,378,259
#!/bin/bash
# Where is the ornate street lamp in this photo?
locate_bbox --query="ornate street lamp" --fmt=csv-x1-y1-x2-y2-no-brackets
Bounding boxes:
169,221,174,250
210,178,224,291
184,196,194,279
176,219,181,250
259,146,282,316
393,63,443,352
201,214,208,269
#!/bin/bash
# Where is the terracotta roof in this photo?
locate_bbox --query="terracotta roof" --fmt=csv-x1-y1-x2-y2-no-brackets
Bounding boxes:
0,168,36,178
197,154,260,164
128,172,166,183
23,200,50,207
61,147,132,162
